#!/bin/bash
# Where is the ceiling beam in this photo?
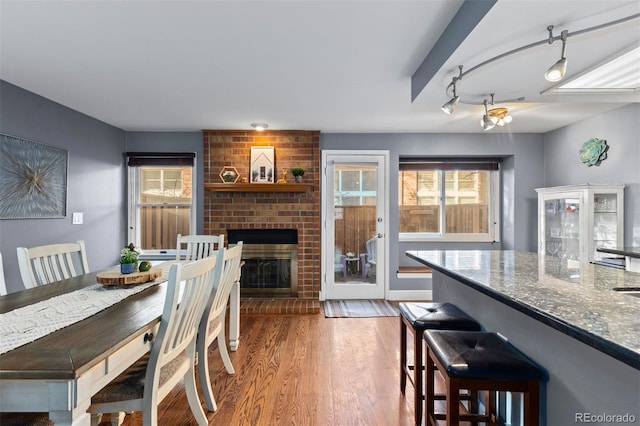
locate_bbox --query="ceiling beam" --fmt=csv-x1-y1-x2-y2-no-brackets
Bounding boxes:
411,0,497,102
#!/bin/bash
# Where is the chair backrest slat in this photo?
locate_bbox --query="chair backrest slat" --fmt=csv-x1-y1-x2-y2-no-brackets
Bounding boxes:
0,252,7,296
176,234,224,262
63,252,77,278
17,241,89,289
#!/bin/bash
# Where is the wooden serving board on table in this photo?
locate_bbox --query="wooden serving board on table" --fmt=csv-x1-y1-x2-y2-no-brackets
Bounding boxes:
96,267,163,286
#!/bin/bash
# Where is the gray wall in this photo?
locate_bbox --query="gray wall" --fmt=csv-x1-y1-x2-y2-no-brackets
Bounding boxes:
0,81,126,293
543,104,640,246
321,132,545,291
125,132,204,234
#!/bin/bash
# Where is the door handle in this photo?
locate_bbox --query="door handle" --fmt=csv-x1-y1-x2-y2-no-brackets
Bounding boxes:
377,233,383,238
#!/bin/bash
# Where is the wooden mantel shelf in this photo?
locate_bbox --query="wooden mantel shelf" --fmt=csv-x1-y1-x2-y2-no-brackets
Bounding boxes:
205,183,312,193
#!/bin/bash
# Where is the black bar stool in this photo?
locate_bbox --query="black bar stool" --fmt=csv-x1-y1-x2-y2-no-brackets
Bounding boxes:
423,330,544,426
399,302,482,425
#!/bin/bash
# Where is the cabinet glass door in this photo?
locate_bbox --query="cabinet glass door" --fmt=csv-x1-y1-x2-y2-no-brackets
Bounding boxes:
593,193,618,260
544,197,580,261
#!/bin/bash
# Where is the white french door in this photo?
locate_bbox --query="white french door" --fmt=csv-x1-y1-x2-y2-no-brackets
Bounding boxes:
322,151,388,300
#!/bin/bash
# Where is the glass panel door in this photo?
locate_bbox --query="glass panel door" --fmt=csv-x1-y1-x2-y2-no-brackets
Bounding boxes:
323,152,386,300
544,196,581,261
593,192,618,260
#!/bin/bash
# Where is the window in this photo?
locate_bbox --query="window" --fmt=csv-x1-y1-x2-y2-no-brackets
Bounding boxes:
398,158,500,242
334,165,377,206
127,152,196,255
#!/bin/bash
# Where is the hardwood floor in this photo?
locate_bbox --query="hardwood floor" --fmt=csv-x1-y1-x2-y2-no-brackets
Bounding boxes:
100,310,418,426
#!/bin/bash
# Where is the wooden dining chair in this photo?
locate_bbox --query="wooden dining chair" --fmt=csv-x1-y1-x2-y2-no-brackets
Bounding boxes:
16,240,90,289
176,234,224,261
88,256,217,426
0,251,7,296
197,242,244,412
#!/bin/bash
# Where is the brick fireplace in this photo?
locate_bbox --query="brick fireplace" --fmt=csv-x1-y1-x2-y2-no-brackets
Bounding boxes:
203,130,321,311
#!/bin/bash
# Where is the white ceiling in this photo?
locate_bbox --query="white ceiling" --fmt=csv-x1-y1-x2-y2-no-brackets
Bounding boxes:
1,0,638,134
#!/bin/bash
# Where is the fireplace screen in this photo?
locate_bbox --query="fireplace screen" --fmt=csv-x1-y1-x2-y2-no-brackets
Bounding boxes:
228,229,298,297
239,244,297,296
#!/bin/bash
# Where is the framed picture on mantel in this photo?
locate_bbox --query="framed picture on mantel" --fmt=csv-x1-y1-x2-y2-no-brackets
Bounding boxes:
250,146,275,183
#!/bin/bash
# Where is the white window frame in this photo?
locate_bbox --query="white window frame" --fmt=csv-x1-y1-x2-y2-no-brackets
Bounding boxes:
127,164,196,259
399,168,501,243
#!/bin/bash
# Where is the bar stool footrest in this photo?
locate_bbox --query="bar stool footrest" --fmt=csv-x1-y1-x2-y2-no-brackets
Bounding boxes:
432,412,492,422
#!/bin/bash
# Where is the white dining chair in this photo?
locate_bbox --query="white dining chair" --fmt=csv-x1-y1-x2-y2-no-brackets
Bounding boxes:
176,234,224,262
16,240,90,289
197,242,244,412
88,256,217,426
0,252,7,296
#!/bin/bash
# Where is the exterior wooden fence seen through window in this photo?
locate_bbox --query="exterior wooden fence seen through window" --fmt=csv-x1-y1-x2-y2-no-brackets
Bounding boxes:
139,206,190,250
399,204,488,234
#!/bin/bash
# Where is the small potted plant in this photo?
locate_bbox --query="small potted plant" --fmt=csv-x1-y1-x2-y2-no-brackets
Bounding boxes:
120,242,141,274
290,166,305,183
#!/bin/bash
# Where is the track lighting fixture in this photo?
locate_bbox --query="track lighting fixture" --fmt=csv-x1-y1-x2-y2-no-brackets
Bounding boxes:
441,89,459,114
545,26,569,82
478,95,512,131
441,66,463,114
439,14,639,129
480,99,497,131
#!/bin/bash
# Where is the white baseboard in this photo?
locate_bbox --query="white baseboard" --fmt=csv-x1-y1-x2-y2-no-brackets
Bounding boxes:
387,289,433,301
396,272,432,279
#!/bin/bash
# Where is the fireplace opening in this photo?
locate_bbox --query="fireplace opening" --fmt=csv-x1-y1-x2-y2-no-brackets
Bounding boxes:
227,229,298,297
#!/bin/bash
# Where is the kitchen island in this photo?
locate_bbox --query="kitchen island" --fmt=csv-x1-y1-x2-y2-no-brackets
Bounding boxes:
406,250,640,426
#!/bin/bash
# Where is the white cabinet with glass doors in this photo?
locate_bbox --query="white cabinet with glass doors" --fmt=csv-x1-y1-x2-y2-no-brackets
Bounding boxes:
536,184,624,264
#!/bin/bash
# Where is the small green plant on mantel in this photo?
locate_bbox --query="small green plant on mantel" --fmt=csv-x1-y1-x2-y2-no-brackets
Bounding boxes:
290,166,305,182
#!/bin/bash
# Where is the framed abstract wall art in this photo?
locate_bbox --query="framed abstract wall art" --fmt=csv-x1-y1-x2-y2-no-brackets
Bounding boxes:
0,134,68,219
250,146,275,183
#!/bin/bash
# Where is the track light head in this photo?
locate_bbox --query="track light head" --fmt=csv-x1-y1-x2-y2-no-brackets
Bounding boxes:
441,95,460,114
481,115,496,131
480,99,497,130
481,115,497,130
545,29,568,82
545,57,567,81
441,76,460,114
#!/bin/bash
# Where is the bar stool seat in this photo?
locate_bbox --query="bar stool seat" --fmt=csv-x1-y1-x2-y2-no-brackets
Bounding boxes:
399,302,481,425
424,330,544,426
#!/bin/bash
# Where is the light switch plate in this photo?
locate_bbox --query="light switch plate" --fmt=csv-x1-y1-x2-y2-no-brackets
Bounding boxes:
72,212,83,225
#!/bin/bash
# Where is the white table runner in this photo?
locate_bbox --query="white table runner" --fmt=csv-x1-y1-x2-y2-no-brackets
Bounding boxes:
0,267,170,355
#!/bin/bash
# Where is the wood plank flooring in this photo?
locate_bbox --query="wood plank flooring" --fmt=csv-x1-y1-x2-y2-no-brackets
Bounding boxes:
100,310,418,426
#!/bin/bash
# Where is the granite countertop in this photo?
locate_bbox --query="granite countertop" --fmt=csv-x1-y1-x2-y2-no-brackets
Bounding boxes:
597,247,640,259
406,250,640,369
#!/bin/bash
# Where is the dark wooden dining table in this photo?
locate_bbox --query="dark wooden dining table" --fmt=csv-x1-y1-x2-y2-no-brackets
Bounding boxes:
0,271,168,425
